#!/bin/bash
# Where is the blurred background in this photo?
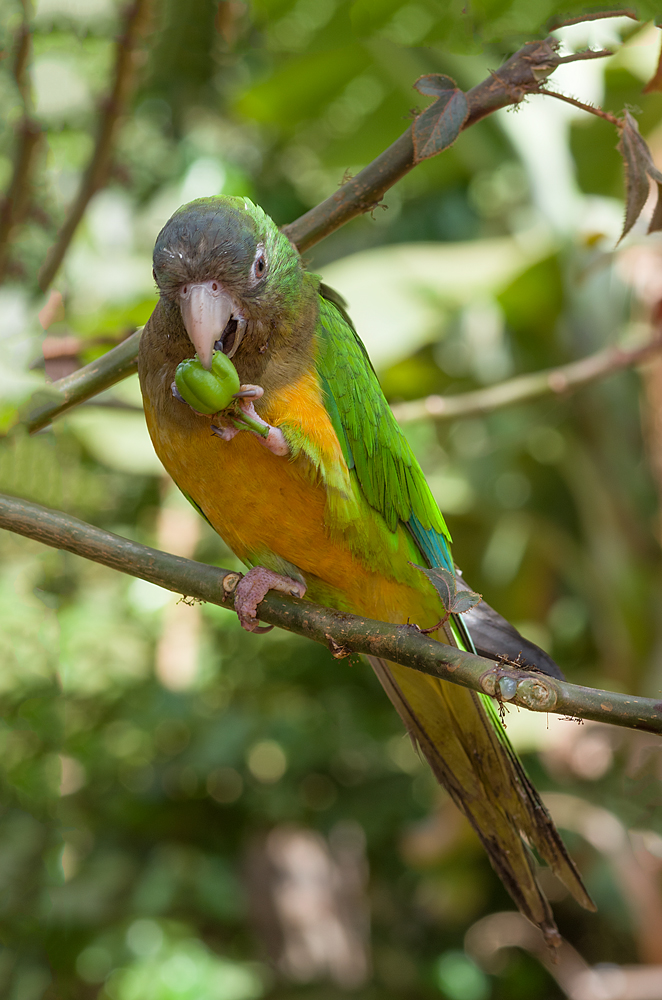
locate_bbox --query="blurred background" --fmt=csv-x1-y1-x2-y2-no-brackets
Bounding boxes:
2,1,662,997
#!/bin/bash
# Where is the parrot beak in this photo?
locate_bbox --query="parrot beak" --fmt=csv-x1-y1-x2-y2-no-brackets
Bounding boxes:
179,281,235,369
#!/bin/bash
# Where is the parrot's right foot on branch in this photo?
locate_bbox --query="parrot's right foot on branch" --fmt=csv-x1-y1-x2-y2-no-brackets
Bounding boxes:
234,567,307,633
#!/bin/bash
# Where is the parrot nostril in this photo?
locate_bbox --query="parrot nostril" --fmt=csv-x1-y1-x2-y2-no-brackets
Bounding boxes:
212,282,218,291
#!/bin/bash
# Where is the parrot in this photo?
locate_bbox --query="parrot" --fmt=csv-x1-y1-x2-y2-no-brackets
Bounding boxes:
138,195,594,947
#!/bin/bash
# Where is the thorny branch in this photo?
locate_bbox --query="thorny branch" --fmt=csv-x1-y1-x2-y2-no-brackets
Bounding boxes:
36,0,152,292
1,492,661,736
390,332,662,425
535,87,622,126
0,0,43,284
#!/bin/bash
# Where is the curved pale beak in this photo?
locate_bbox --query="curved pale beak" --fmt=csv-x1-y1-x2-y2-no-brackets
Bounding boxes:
179,281,234,369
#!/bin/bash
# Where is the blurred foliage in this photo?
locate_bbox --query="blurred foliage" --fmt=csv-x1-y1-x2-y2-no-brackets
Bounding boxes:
2,0,662,998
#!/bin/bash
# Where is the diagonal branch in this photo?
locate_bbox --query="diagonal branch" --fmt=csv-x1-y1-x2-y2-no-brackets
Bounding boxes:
391,333,662,425
282,38,563,252
1,491,661,736
22,328,141,433
36,0,152,292
0,0,43,284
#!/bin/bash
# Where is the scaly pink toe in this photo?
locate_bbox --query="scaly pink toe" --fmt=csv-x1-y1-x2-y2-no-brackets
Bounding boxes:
234,567,306,632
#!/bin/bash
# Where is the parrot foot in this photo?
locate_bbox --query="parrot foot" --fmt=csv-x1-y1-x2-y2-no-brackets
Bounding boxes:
234,568,307,633
211,386,290,457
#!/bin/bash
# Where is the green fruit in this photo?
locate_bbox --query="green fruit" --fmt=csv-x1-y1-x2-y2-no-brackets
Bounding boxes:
174,351,241,414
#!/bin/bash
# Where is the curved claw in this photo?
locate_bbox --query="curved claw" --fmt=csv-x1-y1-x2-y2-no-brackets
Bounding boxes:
233,385,263,400
171,381,189,406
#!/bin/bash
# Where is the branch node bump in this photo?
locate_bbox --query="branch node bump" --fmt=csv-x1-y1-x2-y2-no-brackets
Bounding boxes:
480,669,501,696
516,677,558,711
222,572,242,596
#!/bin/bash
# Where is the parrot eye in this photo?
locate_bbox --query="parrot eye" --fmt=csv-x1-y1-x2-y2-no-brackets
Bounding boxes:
253,251,267,280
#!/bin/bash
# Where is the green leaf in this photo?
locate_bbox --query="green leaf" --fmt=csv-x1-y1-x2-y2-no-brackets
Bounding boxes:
412,83,469,163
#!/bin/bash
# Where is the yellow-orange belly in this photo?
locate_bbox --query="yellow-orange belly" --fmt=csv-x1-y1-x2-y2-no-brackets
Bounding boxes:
144,401,442,630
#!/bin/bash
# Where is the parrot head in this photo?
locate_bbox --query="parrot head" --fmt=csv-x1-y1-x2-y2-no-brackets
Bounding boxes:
152,196,305,371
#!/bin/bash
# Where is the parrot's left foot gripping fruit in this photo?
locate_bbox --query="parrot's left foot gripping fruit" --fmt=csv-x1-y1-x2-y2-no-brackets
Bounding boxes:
210,388,290,457
234,568,307,632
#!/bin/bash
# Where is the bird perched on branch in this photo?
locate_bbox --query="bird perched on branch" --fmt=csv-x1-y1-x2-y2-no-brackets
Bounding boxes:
138,195,594,946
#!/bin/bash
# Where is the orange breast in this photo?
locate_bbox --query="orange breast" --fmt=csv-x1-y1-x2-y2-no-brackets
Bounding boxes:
144,371,441,629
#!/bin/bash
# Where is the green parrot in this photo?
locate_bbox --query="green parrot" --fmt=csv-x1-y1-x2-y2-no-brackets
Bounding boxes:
138,195,594,946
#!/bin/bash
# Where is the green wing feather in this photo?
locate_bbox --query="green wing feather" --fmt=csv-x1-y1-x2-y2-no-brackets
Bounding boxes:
315,285,453,571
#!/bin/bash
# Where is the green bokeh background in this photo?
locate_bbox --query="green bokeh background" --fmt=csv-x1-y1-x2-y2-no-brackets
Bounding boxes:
1,1,662,997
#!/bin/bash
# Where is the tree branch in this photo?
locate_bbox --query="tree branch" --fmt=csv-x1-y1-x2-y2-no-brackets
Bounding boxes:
21,329,141,433
0,0,43,284
390,334,662,425
36,0,152,292
1,491,660,736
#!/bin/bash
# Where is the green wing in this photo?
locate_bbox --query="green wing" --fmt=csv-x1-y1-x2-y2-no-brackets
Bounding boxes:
315,285,453,571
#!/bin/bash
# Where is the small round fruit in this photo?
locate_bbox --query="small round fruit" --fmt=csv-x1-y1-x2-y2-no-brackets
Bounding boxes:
174,351,241,414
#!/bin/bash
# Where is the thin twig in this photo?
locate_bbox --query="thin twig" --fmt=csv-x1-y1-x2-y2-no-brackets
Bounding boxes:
390,334,662,424
536,87,622,126
0,0,43,283
37,0,152,291
555,48,614,63
0,491,660,735
548,10,638,30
